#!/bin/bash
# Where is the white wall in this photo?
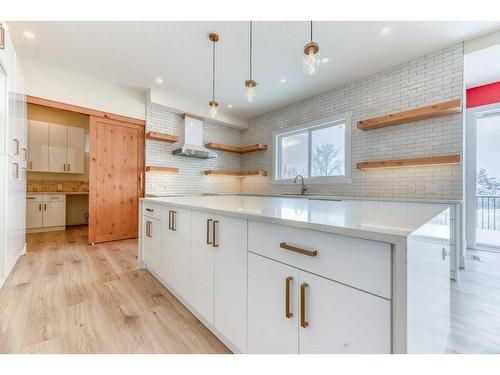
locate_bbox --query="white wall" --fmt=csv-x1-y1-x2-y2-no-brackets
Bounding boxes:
20,57,146,120
241,44,464,200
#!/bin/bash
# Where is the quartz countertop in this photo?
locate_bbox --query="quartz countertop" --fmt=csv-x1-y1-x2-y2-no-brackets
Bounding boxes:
142,195,450,243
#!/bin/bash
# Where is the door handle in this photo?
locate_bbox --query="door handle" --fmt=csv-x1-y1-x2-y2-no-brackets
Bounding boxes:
285,276,294,318
212,220,219,248
13,139,19,155
206,219,213,245
300,283,309,328
172,211,177,231
280,242,317,257
139,172,143,190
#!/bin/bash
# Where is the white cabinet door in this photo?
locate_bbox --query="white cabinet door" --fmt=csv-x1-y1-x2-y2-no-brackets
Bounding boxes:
298,270,391,354
172,208,192,303
159,209,175,288
66,126,85,173
48,123,67,173
142,216,164,277
190,210,214,324
42,201,66,227
28,120,49,172
248,253,299,354
213,214,248,352
26,201,43,229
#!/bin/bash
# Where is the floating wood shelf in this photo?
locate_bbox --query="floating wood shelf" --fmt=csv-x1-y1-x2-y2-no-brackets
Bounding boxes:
204,170,268,177
357,99,462,130
205,142,268,154
146,131,178,143
145,166,179,174
356,154,461,170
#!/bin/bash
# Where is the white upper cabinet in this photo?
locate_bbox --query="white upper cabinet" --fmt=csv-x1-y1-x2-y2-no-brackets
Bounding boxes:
28,120,49,172
28,121,85,174
49,123,67,173
66,126,85,173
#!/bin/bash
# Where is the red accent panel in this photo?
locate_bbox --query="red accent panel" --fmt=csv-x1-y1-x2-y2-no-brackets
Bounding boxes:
467,81,500,108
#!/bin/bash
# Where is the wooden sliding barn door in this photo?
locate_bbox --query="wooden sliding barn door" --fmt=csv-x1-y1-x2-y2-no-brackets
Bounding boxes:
89,116,144,243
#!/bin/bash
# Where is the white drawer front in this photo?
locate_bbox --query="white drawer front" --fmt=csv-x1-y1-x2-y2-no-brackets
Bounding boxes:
26,194,44,203
43,194,66,202
143,202,167,221
248,220,392,299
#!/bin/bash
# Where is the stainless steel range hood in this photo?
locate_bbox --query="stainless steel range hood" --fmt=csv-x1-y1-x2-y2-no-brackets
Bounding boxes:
172,114,217,159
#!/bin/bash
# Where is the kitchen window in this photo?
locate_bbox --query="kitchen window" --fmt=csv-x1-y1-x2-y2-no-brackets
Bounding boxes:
273,114,351,183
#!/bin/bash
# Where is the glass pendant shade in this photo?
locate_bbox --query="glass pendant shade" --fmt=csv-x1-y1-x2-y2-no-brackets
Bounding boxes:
245,79,257,103
303,42,320,75
209,100,219,118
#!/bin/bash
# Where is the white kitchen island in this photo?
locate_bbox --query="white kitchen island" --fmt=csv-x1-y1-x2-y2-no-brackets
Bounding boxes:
138,195,451,354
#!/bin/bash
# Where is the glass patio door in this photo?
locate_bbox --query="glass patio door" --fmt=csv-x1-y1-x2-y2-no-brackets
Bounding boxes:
466,103,500,249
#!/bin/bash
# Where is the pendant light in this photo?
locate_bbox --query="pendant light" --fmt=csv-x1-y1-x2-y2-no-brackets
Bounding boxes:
303,21,320,75
208,33,219,118
245,21,257,102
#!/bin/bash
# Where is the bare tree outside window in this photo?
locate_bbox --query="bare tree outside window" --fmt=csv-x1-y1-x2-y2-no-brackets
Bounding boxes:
312,143,342,176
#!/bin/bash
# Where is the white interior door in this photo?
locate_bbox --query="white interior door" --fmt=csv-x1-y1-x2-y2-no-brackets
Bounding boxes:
298,270,391,354
66,126,85,173
28,120,49,172
247,252,299,354
48,123,67,173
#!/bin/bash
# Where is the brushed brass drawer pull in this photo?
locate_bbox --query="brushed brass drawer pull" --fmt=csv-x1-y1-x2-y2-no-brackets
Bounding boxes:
27,197,36,200
172,211,177,231
168,210,172,230
300,283,309,328
145,208,154,212
285,276,293,318
213,220,219,248
206,219,213,245
280,242,318,257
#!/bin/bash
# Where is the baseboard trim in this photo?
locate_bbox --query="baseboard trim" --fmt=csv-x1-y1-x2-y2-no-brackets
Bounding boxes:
27,226,66,234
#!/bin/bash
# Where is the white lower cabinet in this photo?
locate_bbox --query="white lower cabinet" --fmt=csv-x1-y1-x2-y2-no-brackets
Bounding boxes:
170,207,192,302
26,201,43,229
142,215,164,277
26,194,66,230
213,214,247,352
248,252,299,354
248,252,391,354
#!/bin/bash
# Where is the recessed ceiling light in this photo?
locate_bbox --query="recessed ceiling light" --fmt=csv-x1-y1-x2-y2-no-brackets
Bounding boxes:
155,77,164,85
279,78,287,83
227,104,233,108
321,58,330,64
22,30,35,40
381,26,392,35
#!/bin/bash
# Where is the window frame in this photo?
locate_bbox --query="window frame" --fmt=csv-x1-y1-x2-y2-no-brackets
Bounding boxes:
272,113,352,184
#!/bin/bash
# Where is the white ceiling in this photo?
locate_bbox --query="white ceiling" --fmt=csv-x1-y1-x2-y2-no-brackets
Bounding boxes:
8,21,500,119
465,43,500,88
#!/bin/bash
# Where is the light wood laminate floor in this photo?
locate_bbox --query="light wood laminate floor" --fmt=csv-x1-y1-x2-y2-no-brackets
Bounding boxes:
0,226,230,354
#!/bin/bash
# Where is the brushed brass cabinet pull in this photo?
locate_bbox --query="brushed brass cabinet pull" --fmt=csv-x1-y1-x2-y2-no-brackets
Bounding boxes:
285,276,294,318
63,163,66,172
172,211,177,231
212,220,219,248
145,221,149,237
44,204,47,211
206,219,213,244
168,211,172,230
280,242,318,257
38,204,42,211
300,283,309,328
29,161,32,170
68,163,71,172
145,208,154,212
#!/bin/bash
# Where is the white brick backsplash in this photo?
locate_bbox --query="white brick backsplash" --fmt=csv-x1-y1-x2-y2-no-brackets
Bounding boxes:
146,43,464,200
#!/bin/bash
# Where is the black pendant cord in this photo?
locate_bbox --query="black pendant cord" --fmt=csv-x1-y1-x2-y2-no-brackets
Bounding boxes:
310,20,313,42
249,21,253,80
212,40,216,102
